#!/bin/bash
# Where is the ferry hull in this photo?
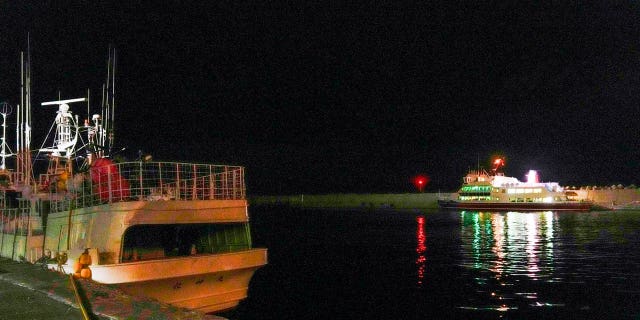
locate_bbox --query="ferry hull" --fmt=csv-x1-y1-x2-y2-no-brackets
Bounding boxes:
438,200,592,211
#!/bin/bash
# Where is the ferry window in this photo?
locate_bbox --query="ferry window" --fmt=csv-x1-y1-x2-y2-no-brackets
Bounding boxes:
121,223,251,262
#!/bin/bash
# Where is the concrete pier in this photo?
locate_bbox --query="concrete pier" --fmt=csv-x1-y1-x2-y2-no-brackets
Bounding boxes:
251,193,444,209
0,259,225,320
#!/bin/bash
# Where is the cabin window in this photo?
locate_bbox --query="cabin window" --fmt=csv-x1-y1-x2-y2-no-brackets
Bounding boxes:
121,223,252,262
460,185,492,193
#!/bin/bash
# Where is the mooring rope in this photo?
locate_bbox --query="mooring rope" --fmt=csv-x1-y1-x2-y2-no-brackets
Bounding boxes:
69,275,91,320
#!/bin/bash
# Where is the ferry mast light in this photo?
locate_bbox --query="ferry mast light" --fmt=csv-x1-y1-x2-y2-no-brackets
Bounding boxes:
492,158,505,173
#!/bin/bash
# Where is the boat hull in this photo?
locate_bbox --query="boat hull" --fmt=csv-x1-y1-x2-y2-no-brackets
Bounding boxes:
438,200,592,211
58,249,267,313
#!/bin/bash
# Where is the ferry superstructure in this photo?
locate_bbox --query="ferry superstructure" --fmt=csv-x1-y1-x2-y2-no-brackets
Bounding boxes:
438,159,592,211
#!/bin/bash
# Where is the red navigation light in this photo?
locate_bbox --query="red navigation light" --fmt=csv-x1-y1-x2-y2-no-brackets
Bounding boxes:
412,175,430,192
492,158,505,172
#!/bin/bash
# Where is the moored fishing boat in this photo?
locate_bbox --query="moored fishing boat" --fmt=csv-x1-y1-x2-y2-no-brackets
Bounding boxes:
0,51,267,313
438,158,592,211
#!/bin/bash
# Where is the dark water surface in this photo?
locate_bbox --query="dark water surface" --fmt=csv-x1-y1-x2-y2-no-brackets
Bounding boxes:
223,207,640,319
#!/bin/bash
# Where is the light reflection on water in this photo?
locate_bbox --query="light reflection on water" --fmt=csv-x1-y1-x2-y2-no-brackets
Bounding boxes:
458,211,558,311
461,211,556,281
447,210,640,316
415,216,427,287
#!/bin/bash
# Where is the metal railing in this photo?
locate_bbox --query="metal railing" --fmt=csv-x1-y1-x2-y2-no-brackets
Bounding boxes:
0,207,33,235
47,161,245,211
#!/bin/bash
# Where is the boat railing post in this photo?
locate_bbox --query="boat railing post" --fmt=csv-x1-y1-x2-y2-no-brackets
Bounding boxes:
192,164,197,200
234,168,239,199
175,163,180,200
208,165,213,200
237,168,241,199
236,167,241,199
159,162,163,198
223,166,229,199
214,168,220,199
139,161,143,200
118,162,123,201
108,163,113,203
221,166,226,199
231,167,235,199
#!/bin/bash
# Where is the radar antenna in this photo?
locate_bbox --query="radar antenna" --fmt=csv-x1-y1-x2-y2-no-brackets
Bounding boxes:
39,98,85,174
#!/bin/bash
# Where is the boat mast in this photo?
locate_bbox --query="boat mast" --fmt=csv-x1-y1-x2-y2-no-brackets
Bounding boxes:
26,39,32,184
17,44,33,186
101,47,116,157
102,49,109,156
110,47,116,153
17,52,23,181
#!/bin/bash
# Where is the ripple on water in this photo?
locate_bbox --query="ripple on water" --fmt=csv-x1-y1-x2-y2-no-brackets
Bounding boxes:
457,305,519,312
529,302,566,308
514,292,538,299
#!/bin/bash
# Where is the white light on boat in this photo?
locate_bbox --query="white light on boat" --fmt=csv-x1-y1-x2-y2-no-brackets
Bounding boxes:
41,97,86,106
543,196,553,203
526,170,539,183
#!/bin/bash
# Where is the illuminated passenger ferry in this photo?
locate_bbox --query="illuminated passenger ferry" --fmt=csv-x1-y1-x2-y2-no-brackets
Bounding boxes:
438,159,592,211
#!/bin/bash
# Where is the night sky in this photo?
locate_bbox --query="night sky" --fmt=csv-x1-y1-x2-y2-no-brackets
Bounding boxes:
2,2,640,195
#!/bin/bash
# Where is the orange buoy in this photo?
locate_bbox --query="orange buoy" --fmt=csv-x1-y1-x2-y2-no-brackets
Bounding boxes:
79,249,92,265
73,261,82,273
80,267,92,279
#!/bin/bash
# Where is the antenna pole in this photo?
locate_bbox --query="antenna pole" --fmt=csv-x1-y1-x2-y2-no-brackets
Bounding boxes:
110,48,116,151
25,35,32,184
87,88,90,122
18,52,23,177
104,46,111,149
